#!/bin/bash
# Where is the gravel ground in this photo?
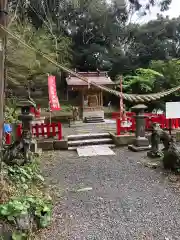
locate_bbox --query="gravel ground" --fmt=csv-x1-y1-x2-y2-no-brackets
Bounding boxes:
38,148,180,240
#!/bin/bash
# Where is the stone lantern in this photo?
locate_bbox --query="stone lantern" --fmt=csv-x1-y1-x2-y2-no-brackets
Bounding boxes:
17,100,36,136
128,104,150,152
17,99,37,161
3,99,39,165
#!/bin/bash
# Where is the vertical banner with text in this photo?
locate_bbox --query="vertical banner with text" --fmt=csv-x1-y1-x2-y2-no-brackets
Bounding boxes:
48,75,61,111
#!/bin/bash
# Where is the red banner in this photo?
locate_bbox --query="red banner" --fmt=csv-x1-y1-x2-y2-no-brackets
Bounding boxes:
48,75,61,111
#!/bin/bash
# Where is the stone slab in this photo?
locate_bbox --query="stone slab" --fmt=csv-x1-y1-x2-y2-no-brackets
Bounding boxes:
110,133,135,146
68,144,116,150
68,133,110,140
37,140,54,151
54,140,68,150
77,145,115,157
68,138,112,146
128,144,151,152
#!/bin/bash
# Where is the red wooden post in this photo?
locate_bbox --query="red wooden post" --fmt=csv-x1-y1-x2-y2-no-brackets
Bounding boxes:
159,115,164,129
40,123,45,137
178,119,180,128
5,133,11,144
57,122,62,140
166,118,169,129
51,123,56,137
35,124,40,138
116,118,121,135
174,118,179,129
131,117,135,132
146,117,150,130
46,124,50,138
32,124,36,136
35,105,41,118
30,107,34,115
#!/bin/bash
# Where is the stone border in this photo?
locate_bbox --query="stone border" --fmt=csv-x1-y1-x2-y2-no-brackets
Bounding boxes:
37,138,68,151
36,130,180,151
110,131,178,147
110,132,136,146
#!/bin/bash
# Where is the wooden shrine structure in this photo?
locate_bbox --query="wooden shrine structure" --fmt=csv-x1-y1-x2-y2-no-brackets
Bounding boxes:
66,71,115,121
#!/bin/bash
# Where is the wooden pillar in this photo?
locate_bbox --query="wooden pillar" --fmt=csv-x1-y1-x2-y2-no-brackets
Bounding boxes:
66,88,69,101
81,90,84,119
99,91,101,106
82,90,84,107
101,91,103,107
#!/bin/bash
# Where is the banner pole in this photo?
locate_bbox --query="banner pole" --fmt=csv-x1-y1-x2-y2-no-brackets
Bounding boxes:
120,75,123,120
49,101,52,124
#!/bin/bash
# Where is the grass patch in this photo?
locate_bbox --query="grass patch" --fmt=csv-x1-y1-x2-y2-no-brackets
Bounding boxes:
0,157,53,239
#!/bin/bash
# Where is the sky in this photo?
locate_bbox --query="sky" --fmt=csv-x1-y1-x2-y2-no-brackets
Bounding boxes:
132,0,180,23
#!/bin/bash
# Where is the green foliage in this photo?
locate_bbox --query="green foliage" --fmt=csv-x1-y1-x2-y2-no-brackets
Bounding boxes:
6,160,44,191
4,106,18,124
116,68,163,93
12,232,27,240
7,1,180,96
0,198,30,221
4,97,19,123
0,195,52,228
7,22,72,88
7,0,177,93
0,157,52,236
150,59,180,90
115,59,180,95
61,104,73,112
125,16,180,69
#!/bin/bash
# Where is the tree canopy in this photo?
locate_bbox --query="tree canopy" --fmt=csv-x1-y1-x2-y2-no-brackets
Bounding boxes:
6,0,180,97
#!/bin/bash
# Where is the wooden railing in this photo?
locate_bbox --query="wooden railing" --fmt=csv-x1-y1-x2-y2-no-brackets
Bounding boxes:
115,112,180,135
5,122,63,145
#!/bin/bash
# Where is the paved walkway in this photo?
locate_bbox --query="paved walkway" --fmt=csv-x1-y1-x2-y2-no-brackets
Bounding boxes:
39,148,180,240
62,120,116,136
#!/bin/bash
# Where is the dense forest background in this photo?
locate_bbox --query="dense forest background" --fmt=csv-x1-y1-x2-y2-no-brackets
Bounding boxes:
6,0,180,103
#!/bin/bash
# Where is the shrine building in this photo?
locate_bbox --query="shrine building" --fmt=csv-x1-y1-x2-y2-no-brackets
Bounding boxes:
66,71,115,122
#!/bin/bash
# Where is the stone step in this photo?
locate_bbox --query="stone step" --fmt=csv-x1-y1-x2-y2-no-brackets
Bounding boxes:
85,119,104,123
68,138,113,147
86,116,103,119
84,116,104,123
86,117,104,120
67,133,110,141
68,144,116,150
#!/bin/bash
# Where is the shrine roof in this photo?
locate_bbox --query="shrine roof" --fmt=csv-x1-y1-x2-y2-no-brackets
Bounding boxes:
66,72,115,86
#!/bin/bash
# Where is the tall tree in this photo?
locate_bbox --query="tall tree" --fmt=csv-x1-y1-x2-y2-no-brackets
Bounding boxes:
6,22,72,89
7,0,174,81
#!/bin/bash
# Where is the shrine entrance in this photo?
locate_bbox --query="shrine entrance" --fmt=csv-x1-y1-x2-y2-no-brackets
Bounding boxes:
82,89,104,120
66,71,115,122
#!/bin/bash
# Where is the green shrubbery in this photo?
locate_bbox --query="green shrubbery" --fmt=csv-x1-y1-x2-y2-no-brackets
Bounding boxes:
0,158,52,239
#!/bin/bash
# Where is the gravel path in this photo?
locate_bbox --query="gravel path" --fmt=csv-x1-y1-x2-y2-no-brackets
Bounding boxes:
39,148,180,240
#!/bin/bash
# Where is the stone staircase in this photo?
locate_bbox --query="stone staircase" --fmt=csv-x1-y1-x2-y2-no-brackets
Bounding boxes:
84,116,104,123
67,132,115,150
